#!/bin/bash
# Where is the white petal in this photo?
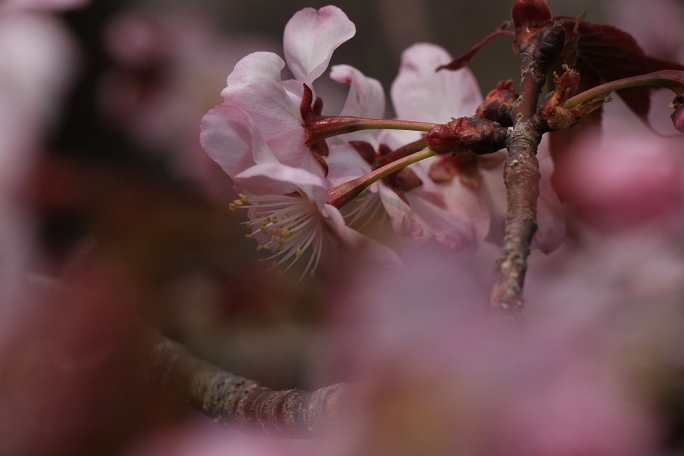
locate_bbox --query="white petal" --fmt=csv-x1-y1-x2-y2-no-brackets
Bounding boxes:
330,64,385,118
405,187,478,253
391,43,482,123
234,162,329,209
378,183,423,238
199,104,277,179
324,204,401,264
325,142,372,187
220,52,302,138
283,6,355,85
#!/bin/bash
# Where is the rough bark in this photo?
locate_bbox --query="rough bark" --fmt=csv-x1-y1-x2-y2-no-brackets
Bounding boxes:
489,23,564,313
146,330,349,436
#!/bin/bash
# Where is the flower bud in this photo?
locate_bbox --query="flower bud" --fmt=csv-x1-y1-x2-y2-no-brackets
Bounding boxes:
427,117,508,155
671,96,684,133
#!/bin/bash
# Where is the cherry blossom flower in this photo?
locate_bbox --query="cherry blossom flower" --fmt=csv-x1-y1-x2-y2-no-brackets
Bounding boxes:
200,103,398,278
392,43,565,253
216,6,355,176
326,43,492,254
383,43,491,253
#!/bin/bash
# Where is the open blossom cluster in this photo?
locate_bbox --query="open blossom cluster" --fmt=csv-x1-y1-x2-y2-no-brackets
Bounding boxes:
199,6,565,275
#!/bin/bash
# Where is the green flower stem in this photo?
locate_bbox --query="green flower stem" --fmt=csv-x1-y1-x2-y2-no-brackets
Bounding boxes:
327,148,436,209
308,116,434,142
564,70,684,109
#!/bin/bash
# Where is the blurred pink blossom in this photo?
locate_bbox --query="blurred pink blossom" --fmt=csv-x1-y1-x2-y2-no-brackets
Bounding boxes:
99,10,280,199
327,250,663,455
0,4,80,324
0,0,88,14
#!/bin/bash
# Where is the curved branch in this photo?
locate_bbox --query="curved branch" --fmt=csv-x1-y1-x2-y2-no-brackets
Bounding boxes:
146,330,350,436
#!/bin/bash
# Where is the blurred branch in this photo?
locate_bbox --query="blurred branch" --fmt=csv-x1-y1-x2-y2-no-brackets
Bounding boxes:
146,329,349,436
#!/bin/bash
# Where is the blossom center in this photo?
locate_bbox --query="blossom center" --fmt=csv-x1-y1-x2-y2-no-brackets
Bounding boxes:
233,193,325,279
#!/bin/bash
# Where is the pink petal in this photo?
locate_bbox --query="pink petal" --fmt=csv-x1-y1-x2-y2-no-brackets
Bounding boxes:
330,64,385,118
325,203,401,264
325,143,372,187
220,52,302,139
264,127,323,176
199,104,277,179
391,43,482,123
378,183,423,238
283,6,355,86
234,162,329,209
439,178,491,245
405,188,478,253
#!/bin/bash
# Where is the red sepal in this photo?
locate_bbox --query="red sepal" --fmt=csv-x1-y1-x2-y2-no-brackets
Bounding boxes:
511,0,552,29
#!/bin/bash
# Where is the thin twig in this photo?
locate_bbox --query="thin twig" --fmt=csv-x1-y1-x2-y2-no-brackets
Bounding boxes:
146,330,350,436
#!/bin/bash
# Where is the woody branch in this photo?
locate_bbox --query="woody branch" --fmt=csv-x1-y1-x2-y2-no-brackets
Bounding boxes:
489,21,565,314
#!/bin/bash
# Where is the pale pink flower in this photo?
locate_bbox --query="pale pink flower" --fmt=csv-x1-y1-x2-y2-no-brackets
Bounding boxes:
201,103,398,277
323,44,488,254
378,43,490,253
216,6,355,176
389,43,564,254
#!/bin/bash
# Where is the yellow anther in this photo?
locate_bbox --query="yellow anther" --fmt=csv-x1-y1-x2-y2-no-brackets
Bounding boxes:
255,211,261,218
310,269,316,278
229,203,237,211
245,234,253,240
261,228,268,234
233,199,243,206
281,227,290,239
263,245,271,251
239,193,248,201
271,235,276,241
245,221,252,229
256,245,263,252
296,248,303,258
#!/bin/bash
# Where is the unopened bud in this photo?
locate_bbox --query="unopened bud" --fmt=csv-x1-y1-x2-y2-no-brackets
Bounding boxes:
427,117,508,155
671,96,684,133
476,80,518,126
672,106,684,133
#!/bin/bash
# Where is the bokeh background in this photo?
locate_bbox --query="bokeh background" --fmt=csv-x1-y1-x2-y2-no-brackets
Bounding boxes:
5,0,684,454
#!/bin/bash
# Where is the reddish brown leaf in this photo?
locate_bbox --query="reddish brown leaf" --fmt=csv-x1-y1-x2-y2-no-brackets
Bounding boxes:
511,0,552,29
644,55,684,73
575,22,650,117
